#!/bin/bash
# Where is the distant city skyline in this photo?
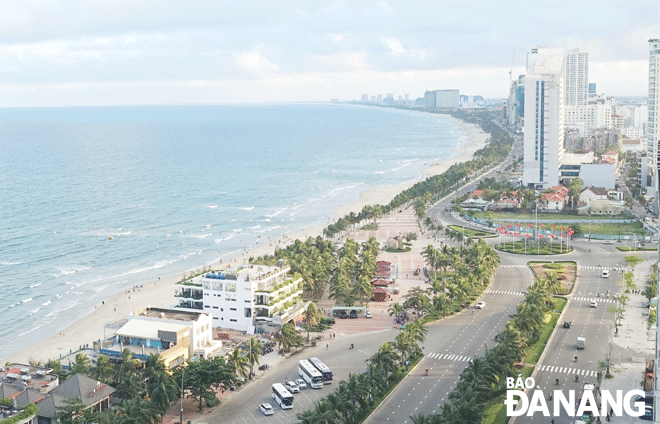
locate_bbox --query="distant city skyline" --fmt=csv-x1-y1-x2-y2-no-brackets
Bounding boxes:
1,1,659,107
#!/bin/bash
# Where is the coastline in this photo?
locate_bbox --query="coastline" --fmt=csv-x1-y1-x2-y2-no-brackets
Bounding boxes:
4,112,489,365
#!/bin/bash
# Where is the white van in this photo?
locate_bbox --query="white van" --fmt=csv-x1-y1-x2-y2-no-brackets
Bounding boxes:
601,270,610,278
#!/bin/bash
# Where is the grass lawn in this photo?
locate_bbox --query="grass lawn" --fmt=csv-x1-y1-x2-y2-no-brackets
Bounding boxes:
447,225,496,238
617,246,657,251
528,261,577,295
586,221,648,235
495,241,573,255
473,211,635,221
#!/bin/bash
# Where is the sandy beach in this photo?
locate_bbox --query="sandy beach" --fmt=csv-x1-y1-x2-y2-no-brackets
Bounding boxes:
5,113,489,365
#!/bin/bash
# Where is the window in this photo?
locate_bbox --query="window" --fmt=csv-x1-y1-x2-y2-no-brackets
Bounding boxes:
230,308,237,311
230,319,237,322
212,306,219,309
204,305,210,308
226,282,236,292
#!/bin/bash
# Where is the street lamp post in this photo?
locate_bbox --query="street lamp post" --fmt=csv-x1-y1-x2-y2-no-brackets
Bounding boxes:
180,367,184,424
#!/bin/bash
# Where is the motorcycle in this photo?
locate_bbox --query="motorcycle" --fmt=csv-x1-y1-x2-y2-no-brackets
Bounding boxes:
424,369,428,376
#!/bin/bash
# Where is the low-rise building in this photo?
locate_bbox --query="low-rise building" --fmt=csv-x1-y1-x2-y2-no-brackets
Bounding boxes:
105,307,217,365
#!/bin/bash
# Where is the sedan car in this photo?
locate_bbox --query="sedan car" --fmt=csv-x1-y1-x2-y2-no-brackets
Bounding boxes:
285,380,300,393
475,301,486,309
365,310,372,318
295,378,307,389
349,309,358,318
590,301,598,308
602,240,614,245
259,403,274,416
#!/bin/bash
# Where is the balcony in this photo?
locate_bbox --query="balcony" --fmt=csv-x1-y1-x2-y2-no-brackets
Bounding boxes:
175,290,203,300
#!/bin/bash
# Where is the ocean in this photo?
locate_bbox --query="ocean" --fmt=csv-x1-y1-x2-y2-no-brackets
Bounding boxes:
0,103,466,360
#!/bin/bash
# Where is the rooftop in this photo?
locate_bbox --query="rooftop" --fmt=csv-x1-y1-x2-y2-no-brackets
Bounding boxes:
116,319,189,340
134,307,203,322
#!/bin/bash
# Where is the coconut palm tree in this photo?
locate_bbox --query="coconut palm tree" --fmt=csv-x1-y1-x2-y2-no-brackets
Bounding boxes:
303,302,321,341
225,346,249,380
368,343,399,378
71,353,90,375
92,354,114,384
245,336,262,378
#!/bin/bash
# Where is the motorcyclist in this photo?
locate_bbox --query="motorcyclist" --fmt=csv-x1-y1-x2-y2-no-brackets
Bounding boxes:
574,355,578,362
425,369,429,376
350,343,354,349
555,378,559,386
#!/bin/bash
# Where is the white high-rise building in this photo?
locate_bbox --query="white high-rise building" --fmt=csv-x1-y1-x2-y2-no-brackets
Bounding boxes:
565,49,589,106
649,39,660,196
523,48,565,189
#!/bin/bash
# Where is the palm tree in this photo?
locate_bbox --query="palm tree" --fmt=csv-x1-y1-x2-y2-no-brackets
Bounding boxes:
114,397,159,424
368,343,399,378
71,353,90,375
225,346,249,379
303,302,321,341
404,320,428,345
245,337,262,378
93,355,114,384
146,367,178,415
278,322,302,352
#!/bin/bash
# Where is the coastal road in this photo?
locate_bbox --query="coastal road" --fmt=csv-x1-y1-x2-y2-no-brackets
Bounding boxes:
521,241,651,423
200,327,398,424
364,252,537,423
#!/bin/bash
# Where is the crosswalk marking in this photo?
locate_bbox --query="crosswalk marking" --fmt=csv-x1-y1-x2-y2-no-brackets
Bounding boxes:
426,352,473,364
500,264,528,268
572,296,616,304
484,290,526,296
537,365,597,377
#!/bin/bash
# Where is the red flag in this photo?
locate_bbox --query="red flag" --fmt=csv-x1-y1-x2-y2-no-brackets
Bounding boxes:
540,224,544,227
514,232,519,236
551,224,556,228
539,234,544,238
526,234,531,238
551,234,557,239
562,226,565,230
505,231,510,235
561,233,566,237
516,223,520,227
528,223,533,228
507,224,512,228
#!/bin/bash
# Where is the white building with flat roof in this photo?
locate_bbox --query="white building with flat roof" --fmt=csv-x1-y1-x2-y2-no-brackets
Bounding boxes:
523,48,565,189
199,264,303,332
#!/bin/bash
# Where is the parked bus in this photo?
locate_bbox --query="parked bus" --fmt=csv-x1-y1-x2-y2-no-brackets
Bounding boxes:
298,360,323,389
308,357,333,384
271,383,294,409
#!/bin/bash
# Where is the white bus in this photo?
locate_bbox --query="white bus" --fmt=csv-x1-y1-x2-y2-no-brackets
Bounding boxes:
271,383,294,409
298,360,323,389
308,357,333,384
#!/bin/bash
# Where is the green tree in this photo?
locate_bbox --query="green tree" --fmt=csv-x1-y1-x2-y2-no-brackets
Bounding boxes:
93,355,114,384
278,322,303,352
303,302,321,341
57,398,100,424
225,346,249,379
70,353,90,375
245,337,262,378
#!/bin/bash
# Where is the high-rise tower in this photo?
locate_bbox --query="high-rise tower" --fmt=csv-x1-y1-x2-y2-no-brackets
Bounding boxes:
522,48,565,189
565,49,589,106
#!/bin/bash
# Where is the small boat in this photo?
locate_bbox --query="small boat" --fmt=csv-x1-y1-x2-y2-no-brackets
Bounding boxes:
109,236,114,240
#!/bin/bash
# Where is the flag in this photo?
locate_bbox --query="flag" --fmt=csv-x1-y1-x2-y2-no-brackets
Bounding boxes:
526,234,531,238
561,233,566,237
528,223,533,228
551,234,557,239
507,224,512,228
505,231,510,235
516,223,520,227
551,224,556,229
539,234,544,238
540,224,544,227
562,226,565,230
514,232,519,236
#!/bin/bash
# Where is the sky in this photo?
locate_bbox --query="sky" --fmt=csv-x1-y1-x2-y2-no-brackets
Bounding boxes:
1,0,659,107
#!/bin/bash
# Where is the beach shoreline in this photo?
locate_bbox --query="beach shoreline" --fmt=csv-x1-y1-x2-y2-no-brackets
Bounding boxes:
3,112,489,365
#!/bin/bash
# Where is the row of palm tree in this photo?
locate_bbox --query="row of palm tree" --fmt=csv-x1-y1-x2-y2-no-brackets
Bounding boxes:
251,236,336,299
297,321,428,424
322,111,513,240
328,237,380,306
409,274,560,424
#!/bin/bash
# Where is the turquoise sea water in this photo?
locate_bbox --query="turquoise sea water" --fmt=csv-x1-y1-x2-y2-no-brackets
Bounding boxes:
0,103,466,360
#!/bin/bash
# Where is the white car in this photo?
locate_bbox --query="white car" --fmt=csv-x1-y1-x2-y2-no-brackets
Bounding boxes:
365,310,372,318
295,378,307,389
285,380,300,393
590,301,598,308
475,301,486,309
603,240,614,245
259,403,274,416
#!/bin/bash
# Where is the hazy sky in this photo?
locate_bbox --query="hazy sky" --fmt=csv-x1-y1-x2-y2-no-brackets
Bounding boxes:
1,0,659,107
